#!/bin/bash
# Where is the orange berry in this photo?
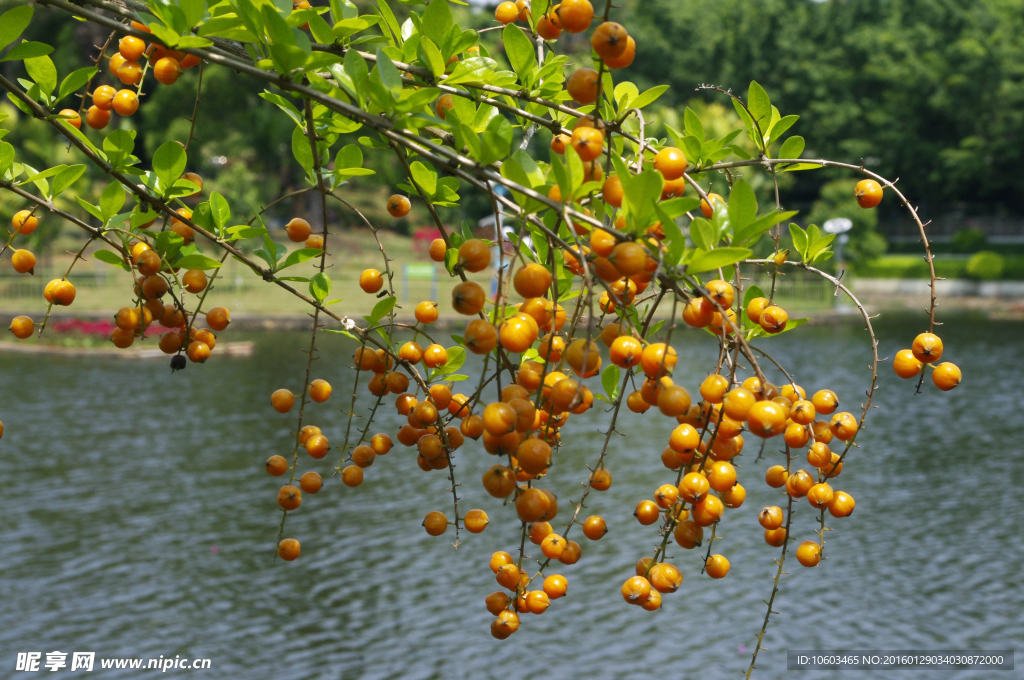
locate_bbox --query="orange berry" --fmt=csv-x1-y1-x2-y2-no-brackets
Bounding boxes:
341,465,363,487
649,563,683,593
387,194,411,218
581,515,607,540
759,305,788,333
153,57,181,85
56,108,81,129
932,362,961,391
118,35,146,61
705,554,731,579
603,35,635,69
811,389,839,415
464,509,489,534
305,433,330,459
116,60,142,85
700,192,725,218
566,68,599,105
277,538,301,561
911,332,943,363
591,21,629,60
828,491,856,518
85,105,111,129
854,179,883,208
653,147,688,180
682,297,714,327
434,94,454,119
674,520,703,549
300,471,323,494
458,239,491,272
893,349,923,378
796,541,821,567
765,465,789,488
285,218,311,242
277,484,302,511
621,575,651,604
423,511,448,536
309,378,332,403
271,389,295,413
464,319,498,355
428,238,447,262
11,249,35,274
494,1,518,23
555,0,594,33
181,268,207,293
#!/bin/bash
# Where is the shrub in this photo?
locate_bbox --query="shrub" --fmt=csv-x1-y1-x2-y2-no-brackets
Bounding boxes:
951,228,987,253
966,251,1005,280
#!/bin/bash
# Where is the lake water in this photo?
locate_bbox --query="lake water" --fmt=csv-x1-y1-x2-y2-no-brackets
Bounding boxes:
1,315,1020,679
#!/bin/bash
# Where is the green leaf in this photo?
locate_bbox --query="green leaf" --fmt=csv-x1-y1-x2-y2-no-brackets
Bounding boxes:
279,247,323,270
660,197,701,218
683,107,704,142
418,36,445,78
434,345,465,375
152,141,187,190
688,247,752,275
805,224,835,264
375,47,403,95
680,135,702,168
421,0,452,46
148,24,181,48
728,178,757,230
102,129,135,168
369,295,397,324
175,253,223,269
789,223,808,260
734,210,798,247
374,0,403,46
93,249,129,271
777,136,805,162
409,160,437,196
742,284,765,308
601,364,621,401
56,67,97,103
226,224,267,240
747,81,771,134
180,0,206,28
210,192,230,231
100,182,126,221
478,115,512,165
689,217,716,251
2,41,53,62
621,166,664,234
0,141,14,176
655,203,685,265
343,48,369,99
174,251,222,270
51,164,85,197
0,6,33,51
768,115,799,144
331,16,376,39
309,272,332,302
291,125,314,176
261,3,295,45
259,91,304,126
19,164,66,186
502,24,536,83
75,196,104,222
308,12,335,45
630,85,669,110
24,55,56,95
